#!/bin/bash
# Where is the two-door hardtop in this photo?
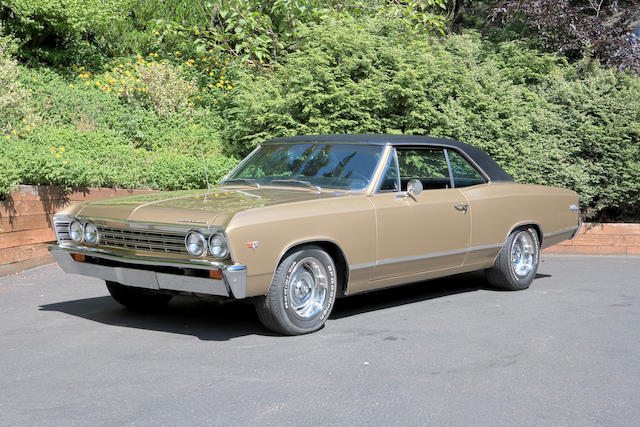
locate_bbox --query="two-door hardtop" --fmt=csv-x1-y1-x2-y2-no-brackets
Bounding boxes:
50,135,581,334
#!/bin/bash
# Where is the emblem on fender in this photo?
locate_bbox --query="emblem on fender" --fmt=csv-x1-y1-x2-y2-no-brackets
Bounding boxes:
247,241,259,249
178,218,207,224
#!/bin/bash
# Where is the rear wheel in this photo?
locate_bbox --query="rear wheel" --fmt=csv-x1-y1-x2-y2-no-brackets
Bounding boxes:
106,281,173,311
255,246,337,335
486,227,540,291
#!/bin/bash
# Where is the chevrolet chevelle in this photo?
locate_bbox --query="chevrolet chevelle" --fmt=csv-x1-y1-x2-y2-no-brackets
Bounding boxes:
50,135,581,335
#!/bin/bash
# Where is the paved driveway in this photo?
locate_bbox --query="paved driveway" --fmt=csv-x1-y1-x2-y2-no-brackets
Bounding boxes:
1,255,639,426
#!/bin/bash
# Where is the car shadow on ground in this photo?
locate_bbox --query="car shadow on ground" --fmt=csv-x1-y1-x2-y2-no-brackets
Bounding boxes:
39,271,551,341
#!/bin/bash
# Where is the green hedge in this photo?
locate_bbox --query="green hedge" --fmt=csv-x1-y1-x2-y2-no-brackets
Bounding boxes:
222,21,640,221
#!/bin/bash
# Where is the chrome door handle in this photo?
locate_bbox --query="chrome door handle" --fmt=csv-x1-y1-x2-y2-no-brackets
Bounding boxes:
454,203,468,213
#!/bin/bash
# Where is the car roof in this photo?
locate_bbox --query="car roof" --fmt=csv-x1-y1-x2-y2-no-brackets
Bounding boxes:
265,134,514,182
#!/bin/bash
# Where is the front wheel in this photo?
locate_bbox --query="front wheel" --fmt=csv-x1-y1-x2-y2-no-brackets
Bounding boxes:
255,246,338,335
106,281,173,311
486,227,540,291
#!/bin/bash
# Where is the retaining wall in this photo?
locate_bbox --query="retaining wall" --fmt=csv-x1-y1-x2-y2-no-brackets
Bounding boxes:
542,223,640,255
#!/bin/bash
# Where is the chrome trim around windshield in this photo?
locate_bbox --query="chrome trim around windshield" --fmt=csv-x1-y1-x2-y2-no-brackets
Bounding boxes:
219,145,262,184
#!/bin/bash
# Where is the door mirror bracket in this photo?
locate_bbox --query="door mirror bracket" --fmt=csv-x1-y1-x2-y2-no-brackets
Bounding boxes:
404,179,423,201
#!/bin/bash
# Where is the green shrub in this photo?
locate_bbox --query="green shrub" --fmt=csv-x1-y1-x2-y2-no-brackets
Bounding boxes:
0,28,32,133
223,21,640,220
0,125,237,193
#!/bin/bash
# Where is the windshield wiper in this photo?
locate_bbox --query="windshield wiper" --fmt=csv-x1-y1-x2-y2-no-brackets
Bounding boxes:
222,178,261,188
271,179,322,193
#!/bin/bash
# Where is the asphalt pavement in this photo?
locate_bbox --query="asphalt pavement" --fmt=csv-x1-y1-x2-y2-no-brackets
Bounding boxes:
0,255,639,426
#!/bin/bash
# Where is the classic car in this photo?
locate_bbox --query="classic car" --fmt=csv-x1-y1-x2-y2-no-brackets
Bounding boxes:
50,134,581,335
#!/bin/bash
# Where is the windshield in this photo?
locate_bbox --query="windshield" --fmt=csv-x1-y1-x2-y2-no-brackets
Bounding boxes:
223,143,384,190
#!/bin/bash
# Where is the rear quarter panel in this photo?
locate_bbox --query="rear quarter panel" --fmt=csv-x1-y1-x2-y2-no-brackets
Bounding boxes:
225,195,376,297
461,183,580,266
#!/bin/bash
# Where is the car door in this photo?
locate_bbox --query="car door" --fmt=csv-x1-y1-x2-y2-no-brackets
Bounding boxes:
369,147,471,282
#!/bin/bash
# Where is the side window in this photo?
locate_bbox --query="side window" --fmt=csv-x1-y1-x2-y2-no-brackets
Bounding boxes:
396,148,451,190
378,150,399,192
447,150,486,188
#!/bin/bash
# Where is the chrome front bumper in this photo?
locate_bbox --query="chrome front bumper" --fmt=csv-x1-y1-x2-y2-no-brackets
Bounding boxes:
49,245,247,299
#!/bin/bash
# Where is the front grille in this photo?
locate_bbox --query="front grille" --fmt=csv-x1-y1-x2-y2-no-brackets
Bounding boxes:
53,218,71,242
97,225,188,254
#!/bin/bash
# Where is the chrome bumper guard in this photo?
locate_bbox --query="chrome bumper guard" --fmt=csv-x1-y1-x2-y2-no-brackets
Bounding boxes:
49,245,247,299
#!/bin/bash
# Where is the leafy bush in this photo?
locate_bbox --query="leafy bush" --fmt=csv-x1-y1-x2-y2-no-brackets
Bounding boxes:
0,0,131,60
0,125,237,192
223,21,640,220
0,28,32,133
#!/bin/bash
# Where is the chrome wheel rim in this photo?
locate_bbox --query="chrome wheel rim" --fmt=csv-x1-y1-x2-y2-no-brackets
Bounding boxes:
288,257,328,320
510,231,535,278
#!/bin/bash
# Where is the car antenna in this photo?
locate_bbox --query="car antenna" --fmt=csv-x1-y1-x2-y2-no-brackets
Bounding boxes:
200,143,211,191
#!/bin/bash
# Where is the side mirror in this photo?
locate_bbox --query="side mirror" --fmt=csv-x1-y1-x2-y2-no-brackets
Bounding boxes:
406,179,423,200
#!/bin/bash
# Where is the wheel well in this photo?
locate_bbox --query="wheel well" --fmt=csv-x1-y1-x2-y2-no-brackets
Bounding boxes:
278,241,349,298
512,223,543,246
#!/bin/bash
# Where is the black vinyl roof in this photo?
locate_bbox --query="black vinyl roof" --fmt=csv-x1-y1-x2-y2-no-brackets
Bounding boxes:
266,134,514,182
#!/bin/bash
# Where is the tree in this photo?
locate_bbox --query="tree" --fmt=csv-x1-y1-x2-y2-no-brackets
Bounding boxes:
490,0,640,74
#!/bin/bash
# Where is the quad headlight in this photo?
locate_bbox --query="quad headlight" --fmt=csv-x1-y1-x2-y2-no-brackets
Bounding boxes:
83,221,98,245
185,231,207,256
209,233,229,259
69,221,84,242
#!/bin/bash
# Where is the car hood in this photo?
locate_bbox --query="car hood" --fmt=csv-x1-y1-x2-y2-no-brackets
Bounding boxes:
75,186,339,228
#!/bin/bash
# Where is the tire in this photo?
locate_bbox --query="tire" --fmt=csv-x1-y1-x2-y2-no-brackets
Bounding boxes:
106,281,173,311
486,227,540,291
255,246,338,335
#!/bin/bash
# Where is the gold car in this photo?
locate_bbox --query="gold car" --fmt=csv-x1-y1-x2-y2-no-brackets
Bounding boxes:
50,135,581,335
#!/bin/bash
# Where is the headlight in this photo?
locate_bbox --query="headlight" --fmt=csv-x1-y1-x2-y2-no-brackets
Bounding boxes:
185,231,207,256
69,221,83,242
209,233,229,259
83,222,98,244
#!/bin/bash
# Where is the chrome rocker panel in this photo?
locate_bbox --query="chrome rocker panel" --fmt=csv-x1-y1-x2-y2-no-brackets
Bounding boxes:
49,245,247,299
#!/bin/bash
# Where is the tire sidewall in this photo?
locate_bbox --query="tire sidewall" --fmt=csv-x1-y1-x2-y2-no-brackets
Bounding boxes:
277,248,337,333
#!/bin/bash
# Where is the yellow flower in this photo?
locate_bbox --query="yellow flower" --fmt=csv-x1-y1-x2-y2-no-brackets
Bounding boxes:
201,88,206,92
12,129,18,135
208,84,213,88
50,147,56,153
95,81,101,86
28,89,32,93
60,147,65,152
227,85,233,90
209,71,214,76
5,135,9,140
23,119,28,123
25,125,31,131
56,153,61,158
69,83,74,88
154,31,159,35
85,81,90,85
62,161,68,165
249,74,254,77
216,82,222,87
175,51,180,56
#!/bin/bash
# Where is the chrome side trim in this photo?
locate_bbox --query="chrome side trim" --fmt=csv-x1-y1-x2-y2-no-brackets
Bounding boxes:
443,148,455,189
350,262,376,271
49,245,247,298
544,226,579,239
350,243,503,270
